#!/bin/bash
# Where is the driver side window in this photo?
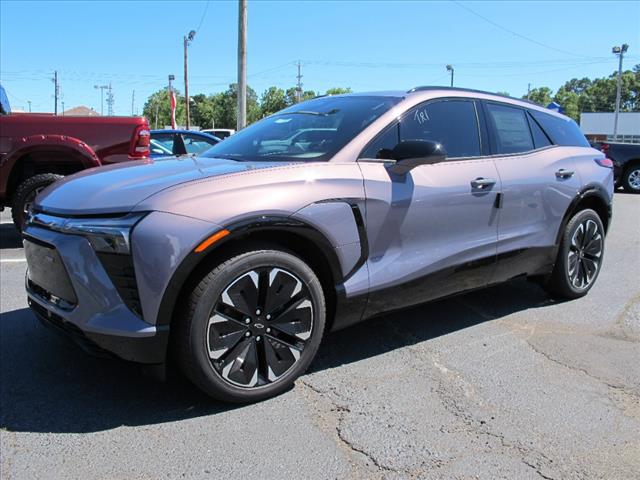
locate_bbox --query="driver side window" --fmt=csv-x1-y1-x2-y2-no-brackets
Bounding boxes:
400,100,481,158
360,124,399,159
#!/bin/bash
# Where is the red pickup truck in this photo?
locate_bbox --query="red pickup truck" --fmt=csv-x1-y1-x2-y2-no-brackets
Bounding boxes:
0,89,150,230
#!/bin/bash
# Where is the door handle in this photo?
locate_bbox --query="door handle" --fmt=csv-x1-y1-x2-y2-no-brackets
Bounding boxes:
555,169,575,179
471,177,496,189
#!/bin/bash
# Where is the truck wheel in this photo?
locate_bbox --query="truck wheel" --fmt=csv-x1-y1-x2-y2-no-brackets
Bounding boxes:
11,173,63,231
621,163,640,193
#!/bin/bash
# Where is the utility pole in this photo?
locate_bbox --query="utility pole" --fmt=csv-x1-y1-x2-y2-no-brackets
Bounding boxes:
446,65,454,87
184,30,196,129
527,83,531,100
106,82,114,116
61,101,65,115
27,100,32,113
94,84,108,115
612,43,629,139
296,61,303,103
52,70,59,115
131,89,135,116
237,0,247,130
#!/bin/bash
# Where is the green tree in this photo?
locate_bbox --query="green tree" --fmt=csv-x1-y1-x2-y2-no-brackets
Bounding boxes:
524,87,553,106
495,91,510,97
285,87,317,105
142,88,185,129
325,87,352,95
553,87,580,121
260,87,288,116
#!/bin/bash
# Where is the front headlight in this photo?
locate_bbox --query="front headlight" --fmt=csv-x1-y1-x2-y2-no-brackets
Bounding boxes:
29,212,147,254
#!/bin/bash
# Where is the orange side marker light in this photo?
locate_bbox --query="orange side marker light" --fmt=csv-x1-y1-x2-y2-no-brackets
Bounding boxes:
194,229,230,253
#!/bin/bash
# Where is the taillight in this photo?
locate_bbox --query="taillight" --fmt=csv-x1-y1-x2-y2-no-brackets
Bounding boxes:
594,158,613,168
131,126,150,158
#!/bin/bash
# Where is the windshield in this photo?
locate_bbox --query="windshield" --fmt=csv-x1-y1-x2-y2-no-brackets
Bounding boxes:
201,95,401,162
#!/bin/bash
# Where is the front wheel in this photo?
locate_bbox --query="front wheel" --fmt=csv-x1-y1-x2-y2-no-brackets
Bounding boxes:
175,249,326,403
545,209,605,299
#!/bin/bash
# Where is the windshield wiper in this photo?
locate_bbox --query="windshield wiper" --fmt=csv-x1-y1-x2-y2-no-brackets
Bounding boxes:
284,109,339,117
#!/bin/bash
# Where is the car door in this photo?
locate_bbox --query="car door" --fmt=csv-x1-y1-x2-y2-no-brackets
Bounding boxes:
358,98,501,317
482,102,583,282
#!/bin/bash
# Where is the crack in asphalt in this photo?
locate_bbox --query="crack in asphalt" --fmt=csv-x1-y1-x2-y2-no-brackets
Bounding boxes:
298,379,410,478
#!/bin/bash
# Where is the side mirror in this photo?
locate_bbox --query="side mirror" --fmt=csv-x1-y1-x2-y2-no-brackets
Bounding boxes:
387,140,447,175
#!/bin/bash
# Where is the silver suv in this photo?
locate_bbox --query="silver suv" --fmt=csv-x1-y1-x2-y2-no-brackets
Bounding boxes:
24,87,613,402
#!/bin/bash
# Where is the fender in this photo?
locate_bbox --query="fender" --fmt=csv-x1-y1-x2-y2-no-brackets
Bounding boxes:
554,183,612,245
0,135,101,193
154,215,346,327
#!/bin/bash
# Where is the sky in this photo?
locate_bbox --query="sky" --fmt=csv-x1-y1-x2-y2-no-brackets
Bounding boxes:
1,0,638,115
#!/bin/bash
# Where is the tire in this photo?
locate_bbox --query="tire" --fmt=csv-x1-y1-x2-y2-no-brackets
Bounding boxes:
545,209,605,299
621,163,640,193
174,249,326,403
11,173,63,231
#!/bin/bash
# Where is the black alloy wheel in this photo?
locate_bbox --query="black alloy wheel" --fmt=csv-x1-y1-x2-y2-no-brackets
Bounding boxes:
545,209,605,299
209,267,313,387
175,249,326,403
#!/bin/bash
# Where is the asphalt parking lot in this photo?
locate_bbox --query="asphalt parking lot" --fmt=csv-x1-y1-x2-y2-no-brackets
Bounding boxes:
1,194,639,480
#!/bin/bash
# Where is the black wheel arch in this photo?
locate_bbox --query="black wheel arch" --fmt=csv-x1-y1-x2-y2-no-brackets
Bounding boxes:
555,184,612,246
156,216,345,331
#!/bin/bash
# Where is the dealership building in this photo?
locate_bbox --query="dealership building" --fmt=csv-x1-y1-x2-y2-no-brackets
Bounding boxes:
580,112,640,143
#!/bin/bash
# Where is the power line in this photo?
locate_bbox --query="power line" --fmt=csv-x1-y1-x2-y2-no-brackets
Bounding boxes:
195,0,210,33
450,0,596,59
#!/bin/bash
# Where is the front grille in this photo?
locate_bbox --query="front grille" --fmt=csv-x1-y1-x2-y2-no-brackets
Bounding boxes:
96,252,143,318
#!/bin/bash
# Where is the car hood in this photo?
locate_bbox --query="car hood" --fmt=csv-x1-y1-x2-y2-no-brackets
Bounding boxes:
35,155,285,215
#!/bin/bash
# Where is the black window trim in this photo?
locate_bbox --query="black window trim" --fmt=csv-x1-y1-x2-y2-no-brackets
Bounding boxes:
358,97,487,163
481,99,559,158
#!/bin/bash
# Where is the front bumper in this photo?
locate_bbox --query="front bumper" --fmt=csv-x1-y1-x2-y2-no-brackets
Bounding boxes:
24,224,169,364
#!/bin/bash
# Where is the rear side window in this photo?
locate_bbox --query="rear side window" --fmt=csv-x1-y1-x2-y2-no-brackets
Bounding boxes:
400,100,481,158
529,110,590,147
527,113,552,149
486,103,534,154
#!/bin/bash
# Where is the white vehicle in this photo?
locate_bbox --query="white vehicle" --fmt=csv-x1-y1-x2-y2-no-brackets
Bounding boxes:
202,128,235,139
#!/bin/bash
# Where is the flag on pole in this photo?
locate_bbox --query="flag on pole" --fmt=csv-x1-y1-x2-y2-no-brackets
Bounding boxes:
169,89,177,129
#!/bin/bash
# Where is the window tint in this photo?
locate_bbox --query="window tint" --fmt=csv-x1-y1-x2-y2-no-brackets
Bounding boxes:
202,95,401,162
360,123,399,159
527,113,552,149
183,134,217,154
399,100,481,158
529,110,590,147
486,103,534,154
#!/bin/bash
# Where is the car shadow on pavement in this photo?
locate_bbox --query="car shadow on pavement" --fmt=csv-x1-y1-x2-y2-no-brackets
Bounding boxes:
0,223,21,249
0,278,557,434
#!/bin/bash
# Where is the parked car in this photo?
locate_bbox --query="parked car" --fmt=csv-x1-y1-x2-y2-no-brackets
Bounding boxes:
24,87,613,403
150,129,220,158
0,85,150,230
591,141,640,193
201,128,235,139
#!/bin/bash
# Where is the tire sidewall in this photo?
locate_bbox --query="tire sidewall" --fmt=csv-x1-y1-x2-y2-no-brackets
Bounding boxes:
11,174,63,231
556,209,605,297
623,164,640,193
187,250,326,402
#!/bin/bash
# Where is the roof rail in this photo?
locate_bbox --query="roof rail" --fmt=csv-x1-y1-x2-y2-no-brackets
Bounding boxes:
406,86,538,105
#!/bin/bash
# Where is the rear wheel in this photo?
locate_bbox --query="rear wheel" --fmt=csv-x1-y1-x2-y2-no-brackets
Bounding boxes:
621,163,640,193
545,209,605,299
175,249,326,403
11,173,63,231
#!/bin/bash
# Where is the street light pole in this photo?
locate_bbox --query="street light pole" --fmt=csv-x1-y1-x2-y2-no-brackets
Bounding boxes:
612,43,629,139
184,30,196,129
446,64,454,87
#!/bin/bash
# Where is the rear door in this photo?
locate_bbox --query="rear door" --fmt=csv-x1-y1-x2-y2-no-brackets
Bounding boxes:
358,98,501,317
483,102,583,282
